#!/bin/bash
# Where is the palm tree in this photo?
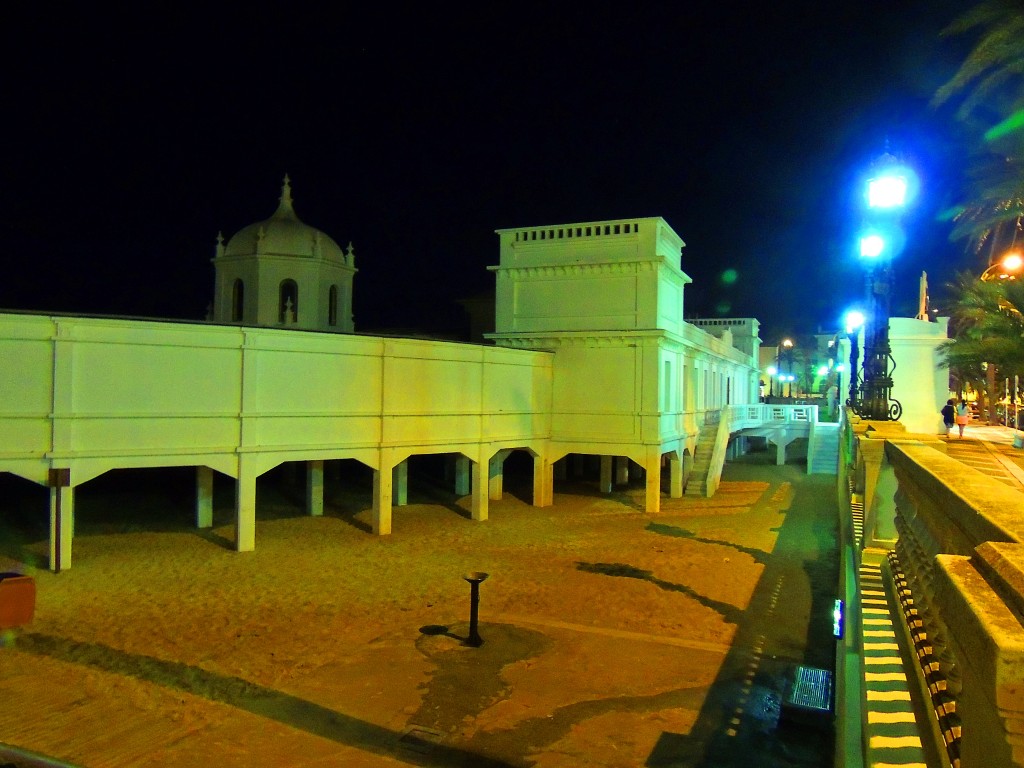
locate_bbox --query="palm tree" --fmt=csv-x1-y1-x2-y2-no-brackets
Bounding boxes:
933,0,1024,258
940,272,1024,421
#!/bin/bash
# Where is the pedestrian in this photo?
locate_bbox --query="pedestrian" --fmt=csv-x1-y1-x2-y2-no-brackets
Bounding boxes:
955,399,971,438
940,398,955,437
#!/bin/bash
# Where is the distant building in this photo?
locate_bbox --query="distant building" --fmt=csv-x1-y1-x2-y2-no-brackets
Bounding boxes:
211,176,356,332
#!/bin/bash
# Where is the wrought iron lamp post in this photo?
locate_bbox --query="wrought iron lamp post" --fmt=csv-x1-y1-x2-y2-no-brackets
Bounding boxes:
844,310,864,408
853,151,912,421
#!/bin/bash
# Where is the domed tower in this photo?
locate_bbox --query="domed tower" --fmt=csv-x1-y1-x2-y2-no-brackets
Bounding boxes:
211,176,356,332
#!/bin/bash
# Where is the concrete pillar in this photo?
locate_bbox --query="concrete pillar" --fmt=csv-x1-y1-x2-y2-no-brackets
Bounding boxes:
48,484,74,573
235,460,257,552
533,453,553,507
372,460,393,535
489,450,510,501
615,456,630,485
472,456,488,522
455,455,470,496
306,460,324,517
644,449,662,514
393,460,408,506
196,465,214,528
599,456,613,494
669,452,683,498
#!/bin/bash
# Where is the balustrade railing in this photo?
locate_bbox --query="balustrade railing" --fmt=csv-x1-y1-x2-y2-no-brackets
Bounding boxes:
841,420,1024,768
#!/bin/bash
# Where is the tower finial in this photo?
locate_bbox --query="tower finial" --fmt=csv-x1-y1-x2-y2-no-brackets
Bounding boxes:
275,174,296,219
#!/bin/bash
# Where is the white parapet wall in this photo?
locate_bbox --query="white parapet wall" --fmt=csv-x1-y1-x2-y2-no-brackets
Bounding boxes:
0,313,554,485
889,316,949,435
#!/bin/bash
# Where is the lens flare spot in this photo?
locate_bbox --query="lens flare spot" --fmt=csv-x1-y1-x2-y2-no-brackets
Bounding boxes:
720,268,738,285
715,301,732,315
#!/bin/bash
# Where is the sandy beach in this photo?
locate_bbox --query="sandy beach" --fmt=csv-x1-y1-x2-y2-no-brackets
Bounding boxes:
0,452,836,767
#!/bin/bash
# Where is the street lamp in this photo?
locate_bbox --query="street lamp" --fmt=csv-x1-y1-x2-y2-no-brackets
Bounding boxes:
981,250,1023,282
978,250,1023,425
855,151,912,421
781,339,794,399
767,365,778,398
844,310,865,408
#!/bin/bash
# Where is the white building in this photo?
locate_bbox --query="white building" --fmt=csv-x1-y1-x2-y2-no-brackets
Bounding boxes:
0,181,762,571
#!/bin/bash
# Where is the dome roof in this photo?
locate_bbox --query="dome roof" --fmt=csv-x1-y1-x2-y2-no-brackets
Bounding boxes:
223,176,348,263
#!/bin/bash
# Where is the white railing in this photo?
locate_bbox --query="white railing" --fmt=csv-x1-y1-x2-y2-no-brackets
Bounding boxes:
728,403,818,429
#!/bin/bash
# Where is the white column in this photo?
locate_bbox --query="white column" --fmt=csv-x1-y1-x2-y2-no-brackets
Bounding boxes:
644,449,662,514
669,452,683,498
48,483,73,573
393,460,408,506
599,456,613,494
489,450,510,501
455,455,470,496
373,460,393,535
235,460,257,552
533,454,553,507
471,456,488,522
615,456,630,485
306,460,324,517
196,465,214,528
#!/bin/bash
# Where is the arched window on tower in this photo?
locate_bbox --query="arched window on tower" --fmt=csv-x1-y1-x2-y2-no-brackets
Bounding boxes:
279,279,298,324
231,279,244,322
328,285,338,326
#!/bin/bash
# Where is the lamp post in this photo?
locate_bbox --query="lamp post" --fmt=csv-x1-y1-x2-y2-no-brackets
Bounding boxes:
978,250,1023,424
844,310,865,409
781,339,794,400
855,151,912,421
981,250,1023,282
767,366,777,398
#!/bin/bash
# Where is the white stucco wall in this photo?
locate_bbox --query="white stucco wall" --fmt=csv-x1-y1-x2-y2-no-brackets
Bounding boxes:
0,313,553,488
890,316,949,435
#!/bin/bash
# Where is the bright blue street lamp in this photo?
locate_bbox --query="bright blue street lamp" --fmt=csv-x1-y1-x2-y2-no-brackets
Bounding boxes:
855,149,911,421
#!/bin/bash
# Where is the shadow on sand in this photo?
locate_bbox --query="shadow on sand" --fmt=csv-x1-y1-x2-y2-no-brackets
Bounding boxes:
17,632,515,768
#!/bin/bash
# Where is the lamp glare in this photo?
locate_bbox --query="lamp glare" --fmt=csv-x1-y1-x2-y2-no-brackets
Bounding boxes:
860,235,885,258
868,176,907,208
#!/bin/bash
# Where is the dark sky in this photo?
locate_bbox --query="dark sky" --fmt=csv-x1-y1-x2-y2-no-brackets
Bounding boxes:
2,2,976,343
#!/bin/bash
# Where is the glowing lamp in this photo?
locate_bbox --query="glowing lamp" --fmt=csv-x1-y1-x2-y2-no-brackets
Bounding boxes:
860,234,885,258
867,175,907,208
844,310,865,334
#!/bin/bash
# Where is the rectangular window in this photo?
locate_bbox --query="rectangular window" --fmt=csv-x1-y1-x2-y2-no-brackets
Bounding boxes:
663,361,672,411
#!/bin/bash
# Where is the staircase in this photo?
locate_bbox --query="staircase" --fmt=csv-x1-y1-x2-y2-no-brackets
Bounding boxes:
685,420,722,496
808,423,840,475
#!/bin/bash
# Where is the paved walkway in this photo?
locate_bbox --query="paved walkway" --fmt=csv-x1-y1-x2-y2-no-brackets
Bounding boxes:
942,423,1024,491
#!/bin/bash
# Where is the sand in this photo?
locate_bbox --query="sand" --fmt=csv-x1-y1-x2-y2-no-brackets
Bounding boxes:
0,456,832,767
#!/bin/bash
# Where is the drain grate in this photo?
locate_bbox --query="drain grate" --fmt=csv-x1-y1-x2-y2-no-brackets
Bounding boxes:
785,665,833,713
399,725,444,754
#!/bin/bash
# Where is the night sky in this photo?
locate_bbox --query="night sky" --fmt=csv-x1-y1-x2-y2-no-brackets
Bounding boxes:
2,2,976,343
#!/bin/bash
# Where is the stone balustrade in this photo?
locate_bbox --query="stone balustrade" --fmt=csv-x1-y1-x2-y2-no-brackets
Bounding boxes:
870,438,1024,768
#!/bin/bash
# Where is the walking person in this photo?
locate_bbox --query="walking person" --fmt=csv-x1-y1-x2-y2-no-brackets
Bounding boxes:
955,399,971,438
941,399,955,437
